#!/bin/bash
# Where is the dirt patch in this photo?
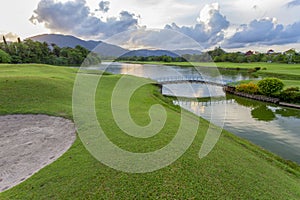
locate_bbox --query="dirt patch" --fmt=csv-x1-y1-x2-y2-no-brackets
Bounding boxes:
0,115,76,192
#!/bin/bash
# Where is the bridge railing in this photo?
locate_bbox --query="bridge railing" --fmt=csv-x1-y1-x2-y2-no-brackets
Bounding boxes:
156,76,232,85
173,99,235,107
156,75,203,82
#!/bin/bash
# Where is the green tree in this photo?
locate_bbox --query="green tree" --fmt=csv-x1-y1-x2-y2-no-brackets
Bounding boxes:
213,55,222,62
208,46,226,58
83,52,102,66
285,48,297,64
235,55,247,63
51,43,61,57
273,54,288,63
0,49,11,63
246,54,259,63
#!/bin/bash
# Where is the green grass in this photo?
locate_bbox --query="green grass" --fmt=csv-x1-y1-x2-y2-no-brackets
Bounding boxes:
121,61,300,88
0,64,299,199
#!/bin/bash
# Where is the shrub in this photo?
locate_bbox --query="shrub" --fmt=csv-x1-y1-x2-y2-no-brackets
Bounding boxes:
283,87,299,92
279,87,300,103
254,67,261,71
0,49,11,63
248,68,257,73
257,78,284,96
236,82,259,94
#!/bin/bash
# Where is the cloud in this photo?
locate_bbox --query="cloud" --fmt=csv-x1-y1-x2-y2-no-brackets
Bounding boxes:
224,18,300,48
30,0,138,39
97,1,110,13
286,0,300,7
104,28,204,50
1,32,19,41
28,1,300,50
277,21,300,44
164,3,229,48
225,18,282,47
104,3,230,51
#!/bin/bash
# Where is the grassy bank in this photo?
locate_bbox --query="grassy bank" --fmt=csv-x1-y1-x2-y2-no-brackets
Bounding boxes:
0,64,299,199
120,61,300,75
120,61,300,87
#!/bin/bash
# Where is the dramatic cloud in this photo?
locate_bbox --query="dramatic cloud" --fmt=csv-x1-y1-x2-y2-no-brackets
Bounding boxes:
28,1,300,50
286,0,300,7
224,18,300,48
30,0,138,38
104,28,204,51
103,3,230,50
164,3,229,48
97,1,110,13
225,18,283,48
277,21,300,44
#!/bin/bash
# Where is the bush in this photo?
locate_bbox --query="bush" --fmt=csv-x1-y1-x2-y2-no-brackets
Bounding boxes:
0,49,11,63
248,68,257,73
236,82,259,94
257,78,284,96
283,87,299,92
279,87,300,103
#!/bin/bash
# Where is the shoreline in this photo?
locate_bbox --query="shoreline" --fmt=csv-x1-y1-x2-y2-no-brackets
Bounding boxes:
154,83,300,166
224,85,300,110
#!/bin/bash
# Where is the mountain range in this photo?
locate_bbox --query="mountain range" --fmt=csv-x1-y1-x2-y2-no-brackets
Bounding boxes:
29,34,201,57
29,34,127,57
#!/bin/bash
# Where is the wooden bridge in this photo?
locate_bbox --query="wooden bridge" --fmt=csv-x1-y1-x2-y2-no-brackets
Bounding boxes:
156,76,232,87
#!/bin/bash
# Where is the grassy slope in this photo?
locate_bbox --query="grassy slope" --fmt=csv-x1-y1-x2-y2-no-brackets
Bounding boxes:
0,64,299,199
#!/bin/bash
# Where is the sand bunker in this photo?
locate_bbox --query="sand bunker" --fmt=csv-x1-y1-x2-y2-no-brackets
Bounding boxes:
0,115,76,192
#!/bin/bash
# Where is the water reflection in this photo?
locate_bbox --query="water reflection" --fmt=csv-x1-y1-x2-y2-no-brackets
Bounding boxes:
175,96,300,163
90,62,257,83
275,108,300,118
162,84,224,98
251,105,276,122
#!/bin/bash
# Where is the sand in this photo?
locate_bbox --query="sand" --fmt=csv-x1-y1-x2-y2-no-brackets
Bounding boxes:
0,114,76,192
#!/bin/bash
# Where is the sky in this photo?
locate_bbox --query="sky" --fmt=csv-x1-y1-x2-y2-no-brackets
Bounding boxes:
1,0,300,51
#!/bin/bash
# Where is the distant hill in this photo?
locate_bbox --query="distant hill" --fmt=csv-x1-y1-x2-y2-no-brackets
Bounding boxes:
29,34,128,57
120,49,180,58
173,49,202,55
28,34,202,58
120,49,202,57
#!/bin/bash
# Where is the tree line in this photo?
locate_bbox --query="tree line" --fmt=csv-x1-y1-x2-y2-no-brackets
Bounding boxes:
117,47,300,64
0,36,101,66
116,55,187,62
207,47,300,63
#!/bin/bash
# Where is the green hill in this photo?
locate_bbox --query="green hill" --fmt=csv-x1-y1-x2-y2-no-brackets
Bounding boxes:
0,64,299,199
